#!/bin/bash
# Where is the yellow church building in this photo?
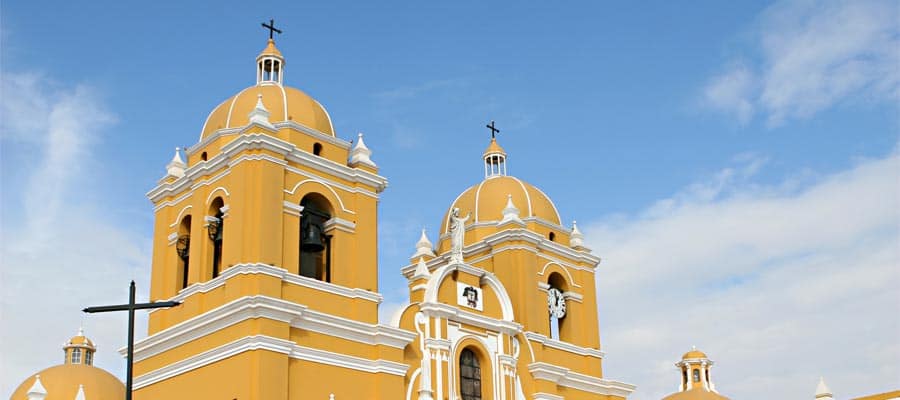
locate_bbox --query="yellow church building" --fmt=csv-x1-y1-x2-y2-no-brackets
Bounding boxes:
115,32,635,400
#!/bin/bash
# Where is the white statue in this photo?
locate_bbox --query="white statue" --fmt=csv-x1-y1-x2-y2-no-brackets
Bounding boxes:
449,208,470,263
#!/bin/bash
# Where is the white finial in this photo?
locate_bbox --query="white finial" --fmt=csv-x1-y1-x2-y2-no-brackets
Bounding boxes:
247,94,275,130
77,326,84,337
349,132,376,168
500,194,522,224
26,375,47,400
413,257,431,280
74,384,86,400
329,395,335,400
411,229,435,259
166,147,186,178
570,220,585,249
815,377,833,399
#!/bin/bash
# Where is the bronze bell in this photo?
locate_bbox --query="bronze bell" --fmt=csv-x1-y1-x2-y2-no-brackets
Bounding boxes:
302,222,325,252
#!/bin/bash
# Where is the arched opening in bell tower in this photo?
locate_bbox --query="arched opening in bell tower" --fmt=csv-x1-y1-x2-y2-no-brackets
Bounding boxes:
548,272,570,341
207,198,225,279
459,347,482,400
299,193,332,282
176,215,192,290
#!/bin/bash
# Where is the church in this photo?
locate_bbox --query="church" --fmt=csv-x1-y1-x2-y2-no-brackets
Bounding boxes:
114,31,635,399
9,25,897,400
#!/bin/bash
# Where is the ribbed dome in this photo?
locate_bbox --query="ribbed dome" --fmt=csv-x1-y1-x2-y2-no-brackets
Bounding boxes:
10,365,125,400
439,176,562,234
200,84,334,139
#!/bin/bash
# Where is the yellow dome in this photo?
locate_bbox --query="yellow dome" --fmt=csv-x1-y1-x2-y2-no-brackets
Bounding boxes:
200,84,334,139
10,364,125,400
682,349,708,360
439,176,562,234
258,38,283,58
65,334,95,349
483,138,506,157
661,387,730,400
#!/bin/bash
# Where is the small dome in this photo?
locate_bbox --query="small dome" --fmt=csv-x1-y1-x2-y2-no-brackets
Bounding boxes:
257,38,283,58
661,388,730,400
200,84,334,139
65,333,95,350
682,349,708,360
10,365,125,400
439,175,562,234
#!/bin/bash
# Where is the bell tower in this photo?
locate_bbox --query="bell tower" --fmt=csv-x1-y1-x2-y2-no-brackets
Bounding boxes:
132,27,414,400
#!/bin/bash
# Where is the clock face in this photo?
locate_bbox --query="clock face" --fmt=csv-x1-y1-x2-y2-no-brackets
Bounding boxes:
547,288,566,319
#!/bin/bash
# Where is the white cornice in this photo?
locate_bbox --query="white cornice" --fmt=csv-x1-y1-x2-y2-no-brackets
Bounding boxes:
419,302,522,336
527,362,635,397
523,332,604,359
129,295,415,363
132,334,410,390
150,263,382,313
148,133,387,203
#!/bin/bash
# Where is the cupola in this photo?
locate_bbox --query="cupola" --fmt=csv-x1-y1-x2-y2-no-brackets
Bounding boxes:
63,327,96,366
661,347,729,400
256,36,284,85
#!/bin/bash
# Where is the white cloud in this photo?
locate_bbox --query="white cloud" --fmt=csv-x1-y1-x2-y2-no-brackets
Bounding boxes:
0,73,150,397
703,0,899,125
587,150,900,399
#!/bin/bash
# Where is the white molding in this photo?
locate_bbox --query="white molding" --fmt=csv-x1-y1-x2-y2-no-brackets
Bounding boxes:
284,178,357,213
153,263,383,307
533,393,564,400
419,302,522,336
527,362,635,397
523,332,604,359
129,295,415,363
323,217,356,234
283,201,304,217
149,133,387,204
132,334,410,390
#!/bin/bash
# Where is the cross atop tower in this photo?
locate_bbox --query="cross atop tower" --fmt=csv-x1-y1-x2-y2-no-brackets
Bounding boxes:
486,120,500,139
261,19,282,40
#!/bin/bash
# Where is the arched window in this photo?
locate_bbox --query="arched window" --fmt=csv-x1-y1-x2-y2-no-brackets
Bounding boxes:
207,198,225,279
176,216,192,289
299,194,332,281
71,348,82,364
85,350,93,366
547,272,569,341
459,348,481,400
313,143,323,156
548,232,556,241
692,368,700,382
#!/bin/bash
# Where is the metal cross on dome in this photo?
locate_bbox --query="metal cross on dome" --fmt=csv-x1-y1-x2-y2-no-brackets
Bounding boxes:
486,120,500,139
261,19,282,39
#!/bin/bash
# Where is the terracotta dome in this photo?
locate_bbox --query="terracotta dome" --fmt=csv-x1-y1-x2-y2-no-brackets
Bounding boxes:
10,364,125,400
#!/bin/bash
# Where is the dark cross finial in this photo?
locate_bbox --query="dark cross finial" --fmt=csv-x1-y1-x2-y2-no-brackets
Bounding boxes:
486,120,500,139
261,19,282,40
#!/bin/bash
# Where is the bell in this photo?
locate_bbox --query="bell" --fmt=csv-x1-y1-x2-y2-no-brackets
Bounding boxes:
302,222,325,252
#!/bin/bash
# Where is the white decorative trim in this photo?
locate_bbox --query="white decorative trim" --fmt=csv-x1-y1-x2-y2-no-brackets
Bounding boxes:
132,334,410,389
533,393,564,400
283,201,304,217
150,133,387,204
527,362,635,397
166,232,178,246
204,187,231,205
130,295,414,363
168,205,193,228
538,261,581,288
284,178,355,214
324,217,356,234
155,263,382,307
423,263,516,322
523,332,604,358
419,302,522,336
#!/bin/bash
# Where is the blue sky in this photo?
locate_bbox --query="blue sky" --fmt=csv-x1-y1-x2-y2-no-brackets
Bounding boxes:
2,1,898,399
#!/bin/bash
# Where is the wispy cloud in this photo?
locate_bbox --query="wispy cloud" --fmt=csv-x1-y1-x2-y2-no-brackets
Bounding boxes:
587,149,899,399
372,78,467,102
702,0,899,125
0,73,150,397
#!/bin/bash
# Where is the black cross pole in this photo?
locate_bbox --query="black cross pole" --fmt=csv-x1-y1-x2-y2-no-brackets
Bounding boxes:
486,120,500,139
261,18,282,39
83,281,180,400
